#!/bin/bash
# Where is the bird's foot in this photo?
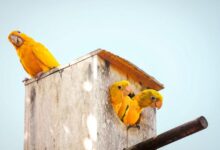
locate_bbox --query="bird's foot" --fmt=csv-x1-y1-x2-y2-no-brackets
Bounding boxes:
50,67,59,72
22,77,30,82
35,72,45,82
127,124,140,130
135,124,141,130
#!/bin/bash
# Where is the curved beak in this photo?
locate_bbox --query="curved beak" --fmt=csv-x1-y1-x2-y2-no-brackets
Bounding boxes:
151,100,162,109
123,85,133,96
155,100,162,109
8,34,23,47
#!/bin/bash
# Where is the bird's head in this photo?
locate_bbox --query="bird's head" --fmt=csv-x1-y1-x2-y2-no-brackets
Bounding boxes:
8,31,32,48
109,80,133,104
137,89,163,109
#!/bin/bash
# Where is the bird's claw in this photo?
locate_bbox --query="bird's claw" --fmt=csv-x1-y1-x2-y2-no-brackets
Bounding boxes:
35,72,45,82
50,67,59,72
22,77,30,82
127,124,140,130
135,124,141,130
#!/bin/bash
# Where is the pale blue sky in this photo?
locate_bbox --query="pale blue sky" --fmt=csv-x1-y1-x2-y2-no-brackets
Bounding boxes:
1,0,220,149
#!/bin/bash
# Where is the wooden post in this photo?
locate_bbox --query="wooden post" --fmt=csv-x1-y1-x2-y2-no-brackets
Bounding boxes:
124,116,208,150
24,50,164,150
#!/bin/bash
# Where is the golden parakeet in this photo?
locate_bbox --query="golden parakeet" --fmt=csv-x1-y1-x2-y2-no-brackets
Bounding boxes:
109,80,132,114
8,31,60,78
121,89,163,126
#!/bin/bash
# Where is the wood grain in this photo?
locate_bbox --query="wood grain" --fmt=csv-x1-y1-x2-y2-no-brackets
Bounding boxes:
24,52,159,150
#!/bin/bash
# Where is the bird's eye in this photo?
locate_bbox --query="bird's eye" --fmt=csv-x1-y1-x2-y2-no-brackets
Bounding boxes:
151,96,156,101
118,86,122,89
17,31,21,33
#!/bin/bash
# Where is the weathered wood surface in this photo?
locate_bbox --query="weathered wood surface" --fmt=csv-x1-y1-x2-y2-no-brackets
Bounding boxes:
24,51,157,150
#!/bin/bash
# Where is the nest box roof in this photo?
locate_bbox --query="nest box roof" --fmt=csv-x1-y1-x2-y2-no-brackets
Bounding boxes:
93,49,164,91
25,49,164,90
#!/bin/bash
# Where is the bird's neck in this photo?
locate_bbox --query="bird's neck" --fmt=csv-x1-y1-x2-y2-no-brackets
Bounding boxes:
134,97,151,110
132,100,142,112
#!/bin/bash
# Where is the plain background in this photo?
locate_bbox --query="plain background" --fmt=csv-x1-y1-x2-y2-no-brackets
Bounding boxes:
1,0,220,149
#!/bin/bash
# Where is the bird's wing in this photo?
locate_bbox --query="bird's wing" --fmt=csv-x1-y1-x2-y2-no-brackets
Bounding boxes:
20,59,33,77
32,43,59,68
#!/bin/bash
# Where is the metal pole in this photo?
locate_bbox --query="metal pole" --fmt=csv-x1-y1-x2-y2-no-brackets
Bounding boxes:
124,116,208,150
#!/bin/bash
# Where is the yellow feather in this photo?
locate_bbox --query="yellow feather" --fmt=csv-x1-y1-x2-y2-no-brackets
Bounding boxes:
8,31,60,77
122,89,163,126
109,80,131,114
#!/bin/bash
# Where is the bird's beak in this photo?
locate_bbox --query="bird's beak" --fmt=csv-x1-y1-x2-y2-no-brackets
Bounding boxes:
123,85,132,96
8,34,23,47
155,100,162,109
151,100,162,109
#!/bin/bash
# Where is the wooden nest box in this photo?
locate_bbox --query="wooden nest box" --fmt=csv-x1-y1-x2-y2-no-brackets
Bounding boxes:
24,49,164,150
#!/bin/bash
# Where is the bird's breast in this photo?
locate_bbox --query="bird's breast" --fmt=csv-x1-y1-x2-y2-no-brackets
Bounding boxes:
18,46,43,77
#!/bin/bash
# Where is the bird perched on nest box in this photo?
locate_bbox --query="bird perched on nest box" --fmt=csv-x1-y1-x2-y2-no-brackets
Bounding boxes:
8,31,60,79
109,80,133,114
121,89,163,126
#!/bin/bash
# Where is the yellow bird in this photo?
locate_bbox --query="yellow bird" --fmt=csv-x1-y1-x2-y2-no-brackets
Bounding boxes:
121,89,163,126
8,31,60,78
109,80,132,114
117,96,133,120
